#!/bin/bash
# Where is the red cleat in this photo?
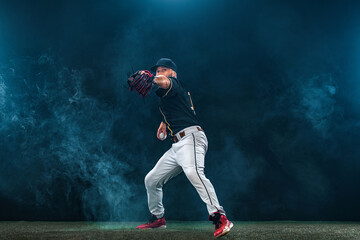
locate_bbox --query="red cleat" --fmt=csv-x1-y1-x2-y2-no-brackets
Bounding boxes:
136,215,166,229
209,212,234,238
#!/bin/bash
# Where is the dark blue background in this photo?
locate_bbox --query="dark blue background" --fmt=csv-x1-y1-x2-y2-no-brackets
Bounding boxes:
0,0,359,221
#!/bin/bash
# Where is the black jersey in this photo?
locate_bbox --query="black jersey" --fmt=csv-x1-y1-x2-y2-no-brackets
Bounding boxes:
156,77,200,136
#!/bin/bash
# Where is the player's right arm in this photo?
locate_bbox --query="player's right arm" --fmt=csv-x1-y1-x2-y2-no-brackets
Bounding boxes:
157,121,167,140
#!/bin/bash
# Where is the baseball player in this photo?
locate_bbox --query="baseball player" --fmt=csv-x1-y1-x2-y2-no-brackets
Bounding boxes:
128,58,233,238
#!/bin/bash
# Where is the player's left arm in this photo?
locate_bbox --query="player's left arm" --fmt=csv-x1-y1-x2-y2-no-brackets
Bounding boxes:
153,75,170,89
155,76,180,98
138,71,170,89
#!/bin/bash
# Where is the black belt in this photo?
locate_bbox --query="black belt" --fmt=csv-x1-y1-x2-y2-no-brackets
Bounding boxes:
172,127,203,143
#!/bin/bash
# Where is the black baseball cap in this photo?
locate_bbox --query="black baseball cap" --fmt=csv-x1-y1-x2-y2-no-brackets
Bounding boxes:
151,58,177,73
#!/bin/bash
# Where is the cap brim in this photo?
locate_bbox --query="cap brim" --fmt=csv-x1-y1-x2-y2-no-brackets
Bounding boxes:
150,65,176,73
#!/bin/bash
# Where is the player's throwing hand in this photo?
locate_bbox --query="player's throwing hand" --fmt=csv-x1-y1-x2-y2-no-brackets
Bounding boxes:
157,122,167,141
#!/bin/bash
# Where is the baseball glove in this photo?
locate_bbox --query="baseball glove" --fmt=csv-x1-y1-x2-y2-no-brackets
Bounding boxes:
127,70,154,98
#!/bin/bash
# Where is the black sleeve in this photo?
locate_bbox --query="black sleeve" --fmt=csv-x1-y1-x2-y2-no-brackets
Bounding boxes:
155,77,180,98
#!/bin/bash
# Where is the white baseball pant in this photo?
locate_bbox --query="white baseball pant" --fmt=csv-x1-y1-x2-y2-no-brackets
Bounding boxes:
144,125,225,218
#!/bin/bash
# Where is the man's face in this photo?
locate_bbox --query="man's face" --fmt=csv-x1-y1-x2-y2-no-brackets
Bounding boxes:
156,66,173,77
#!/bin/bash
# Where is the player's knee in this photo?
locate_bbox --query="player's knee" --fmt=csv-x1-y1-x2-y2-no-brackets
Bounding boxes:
144,172,157,189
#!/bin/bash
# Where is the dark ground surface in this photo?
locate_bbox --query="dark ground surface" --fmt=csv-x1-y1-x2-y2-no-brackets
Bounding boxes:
0,221,359,240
